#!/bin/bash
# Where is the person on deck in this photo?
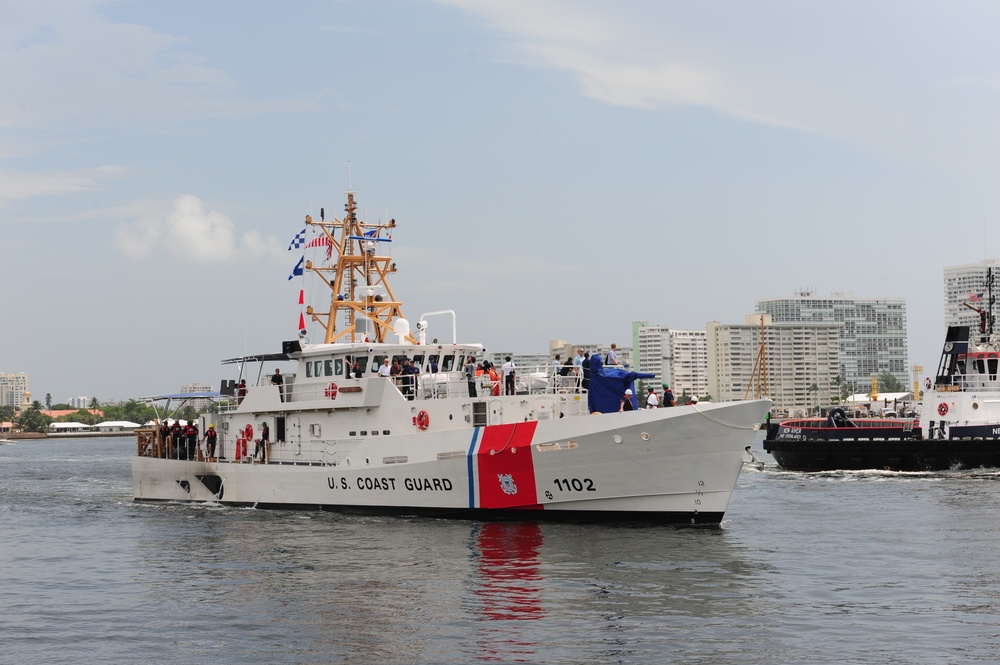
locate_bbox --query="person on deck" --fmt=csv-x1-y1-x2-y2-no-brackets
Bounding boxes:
159,421,170,456
607,343,620,366
378,358,392,377
646,387,659,409
502,356,516,396
403,359,419,399
257,422,270,463
271,369,284,402
485,362,501,396
620,389,634,412
170,420,184,460
203,424,218,460
236,379,247,404
185,420,198,461
465,356,478,397
662,383,676,407
185,420,199,460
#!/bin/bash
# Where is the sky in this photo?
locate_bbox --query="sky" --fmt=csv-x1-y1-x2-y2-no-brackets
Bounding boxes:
4,0,1000,402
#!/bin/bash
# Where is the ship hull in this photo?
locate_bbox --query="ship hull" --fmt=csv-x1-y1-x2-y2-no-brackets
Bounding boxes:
134,400,769,524
764,437,1000,472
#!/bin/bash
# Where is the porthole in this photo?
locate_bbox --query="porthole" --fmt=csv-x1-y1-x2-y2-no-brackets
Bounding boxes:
641,432,650,441
613,435,623,444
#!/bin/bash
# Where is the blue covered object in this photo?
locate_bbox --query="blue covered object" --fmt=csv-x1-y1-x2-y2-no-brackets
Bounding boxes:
586,354,655,413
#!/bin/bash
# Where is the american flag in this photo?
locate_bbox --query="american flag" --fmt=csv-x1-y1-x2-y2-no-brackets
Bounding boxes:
306,235,333,260
970,292,984,303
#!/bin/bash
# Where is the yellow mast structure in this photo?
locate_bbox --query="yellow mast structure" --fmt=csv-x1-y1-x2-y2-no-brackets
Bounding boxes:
302,191,414,344
743,315,768,400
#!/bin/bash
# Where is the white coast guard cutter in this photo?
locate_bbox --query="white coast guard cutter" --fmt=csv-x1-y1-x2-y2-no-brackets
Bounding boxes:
132,191,770,523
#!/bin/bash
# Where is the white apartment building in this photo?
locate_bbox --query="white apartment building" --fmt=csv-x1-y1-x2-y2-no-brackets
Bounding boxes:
68,396,92,409
635,324,708,398
708,315,841,415
0,372,30,408
181,383,215,410
755,292,907,390
944,260,1000,341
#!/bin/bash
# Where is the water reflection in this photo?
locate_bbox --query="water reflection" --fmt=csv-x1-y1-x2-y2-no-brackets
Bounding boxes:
467,522,544,661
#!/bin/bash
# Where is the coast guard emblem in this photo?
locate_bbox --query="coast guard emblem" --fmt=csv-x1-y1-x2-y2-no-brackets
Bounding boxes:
498,473,518,496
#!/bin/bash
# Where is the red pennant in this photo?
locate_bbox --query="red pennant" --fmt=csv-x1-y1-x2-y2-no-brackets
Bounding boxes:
298,289,304,305
298,312,306,331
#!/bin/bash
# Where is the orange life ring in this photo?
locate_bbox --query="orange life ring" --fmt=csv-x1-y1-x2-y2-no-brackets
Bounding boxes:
937,402,948,416
243,423,254,439
325,382,339,399
416,410,430,430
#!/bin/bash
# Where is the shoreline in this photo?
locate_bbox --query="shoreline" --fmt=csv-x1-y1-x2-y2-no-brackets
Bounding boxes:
3,431,136,440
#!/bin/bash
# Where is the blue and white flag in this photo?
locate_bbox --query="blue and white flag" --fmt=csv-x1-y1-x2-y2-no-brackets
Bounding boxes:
288,256,304,280
287,228,306,251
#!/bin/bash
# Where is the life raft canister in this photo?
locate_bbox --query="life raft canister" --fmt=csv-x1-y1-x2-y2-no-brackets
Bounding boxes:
415,410,430,430
937,402,949,416
325,382,339,399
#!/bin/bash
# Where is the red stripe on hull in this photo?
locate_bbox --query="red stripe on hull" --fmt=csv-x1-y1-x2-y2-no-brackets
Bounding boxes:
476,422,540,509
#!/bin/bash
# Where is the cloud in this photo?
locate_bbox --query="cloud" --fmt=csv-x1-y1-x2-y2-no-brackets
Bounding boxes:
0,166,124,204
434,1,818,132
435,0,1000,165
0,0,316,134
115,194,284,263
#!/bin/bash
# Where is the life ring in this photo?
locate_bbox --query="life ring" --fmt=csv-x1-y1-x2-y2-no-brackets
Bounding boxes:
325,382,339,399
937,402,949,416
416,410,430,430
924,378,932,390
243,423,254,439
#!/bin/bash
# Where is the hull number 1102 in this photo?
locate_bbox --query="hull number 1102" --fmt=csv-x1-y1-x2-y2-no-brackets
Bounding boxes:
553,478,596,492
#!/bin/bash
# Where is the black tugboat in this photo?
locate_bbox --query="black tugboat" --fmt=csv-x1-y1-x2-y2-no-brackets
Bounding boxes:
764,269,1000,471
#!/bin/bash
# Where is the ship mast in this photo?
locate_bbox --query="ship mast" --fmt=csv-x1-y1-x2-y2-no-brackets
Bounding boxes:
302,191,413,344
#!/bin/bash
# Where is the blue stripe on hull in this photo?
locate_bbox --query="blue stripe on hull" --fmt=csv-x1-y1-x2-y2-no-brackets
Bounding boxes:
466,427,481,508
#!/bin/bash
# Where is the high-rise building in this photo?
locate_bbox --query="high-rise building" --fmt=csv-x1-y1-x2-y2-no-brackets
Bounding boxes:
0,372,30,408
755,292,907,390
635,325,708,398
181,383,215,410
708,314,841,414
944,260,1000,339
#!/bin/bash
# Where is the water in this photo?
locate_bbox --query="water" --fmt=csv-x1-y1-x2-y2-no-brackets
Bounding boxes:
4,438,1000,664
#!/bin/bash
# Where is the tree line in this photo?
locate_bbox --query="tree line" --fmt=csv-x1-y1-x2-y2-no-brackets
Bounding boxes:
1,399,210,433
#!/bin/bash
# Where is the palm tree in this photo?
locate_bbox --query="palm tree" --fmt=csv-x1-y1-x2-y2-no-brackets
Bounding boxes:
45,393,52,410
